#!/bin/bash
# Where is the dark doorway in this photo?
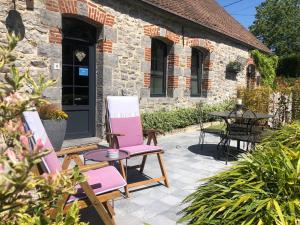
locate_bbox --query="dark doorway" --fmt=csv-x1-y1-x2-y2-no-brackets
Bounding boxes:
62,17,97,139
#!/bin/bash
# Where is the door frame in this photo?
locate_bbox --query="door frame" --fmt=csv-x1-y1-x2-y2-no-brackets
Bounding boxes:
62,38,96,139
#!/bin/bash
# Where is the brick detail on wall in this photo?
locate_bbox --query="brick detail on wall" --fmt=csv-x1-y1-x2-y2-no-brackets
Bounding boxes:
144,48,151,61
144,25,160,37
204,60,214,71
168,76,179,88
247,58,254,65
168,54,179,67
166,31,180,44
187,38,215,52
97,40,113,53
49,27,62,44
144,25,180,44
186,56,191,68
202,79,212,90
185,76,191,89
45,0,60,12
45,0,115,26
144,73,151,88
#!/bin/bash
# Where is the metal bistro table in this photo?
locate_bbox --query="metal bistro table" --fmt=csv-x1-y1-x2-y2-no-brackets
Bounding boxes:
83,149,130,197
209,111,273,150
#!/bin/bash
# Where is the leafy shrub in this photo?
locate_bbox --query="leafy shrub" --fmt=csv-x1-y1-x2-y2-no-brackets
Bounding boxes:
277,54,300,78
251,50,278,87
142,100,234,132
38,103,68,120
239,86,272,113
0,34,85,224
179,122,300,224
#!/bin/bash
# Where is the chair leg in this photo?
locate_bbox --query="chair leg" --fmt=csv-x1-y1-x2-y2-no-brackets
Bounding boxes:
140,155,147,173
104,201,116,224
157,153,169,188
199,131,205,151
118,160,129,198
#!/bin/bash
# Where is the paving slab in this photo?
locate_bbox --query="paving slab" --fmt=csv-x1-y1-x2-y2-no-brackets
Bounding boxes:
80,130,232,225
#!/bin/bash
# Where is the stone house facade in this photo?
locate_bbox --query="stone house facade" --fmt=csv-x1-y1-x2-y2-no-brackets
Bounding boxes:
0,0,269,139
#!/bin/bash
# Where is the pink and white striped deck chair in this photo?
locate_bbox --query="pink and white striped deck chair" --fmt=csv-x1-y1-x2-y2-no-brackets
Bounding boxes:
23,111,126,225
105,96,169,193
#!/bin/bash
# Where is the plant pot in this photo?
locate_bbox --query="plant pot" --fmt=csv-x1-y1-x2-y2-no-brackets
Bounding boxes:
42,119,67,151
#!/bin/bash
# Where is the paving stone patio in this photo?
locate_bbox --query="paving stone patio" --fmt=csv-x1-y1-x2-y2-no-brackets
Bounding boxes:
79,130,232,225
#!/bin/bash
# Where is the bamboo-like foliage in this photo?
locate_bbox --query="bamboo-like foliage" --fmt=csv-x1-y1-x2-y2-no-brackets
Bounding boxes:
239,86,271,114
179,122,300,225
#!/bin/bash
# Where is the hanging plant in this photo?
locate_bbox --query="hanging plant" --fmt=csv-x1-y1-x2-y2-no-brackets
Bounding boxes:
226,61,243,74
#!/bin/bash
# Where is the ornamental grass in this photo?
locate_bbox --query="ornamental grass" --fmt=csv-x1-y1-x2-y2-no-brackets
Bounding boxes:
179,122,300,225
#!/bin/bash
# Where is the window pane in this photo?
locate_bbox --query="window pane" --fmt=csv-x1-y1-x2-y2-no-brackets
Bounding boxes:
151,39,167,96
62,87,73,105
73,46,89,66
151,77,163,95
62,43,73,65
191,49,204,96
74,66,89,86
75,87,89,105
62,66,73,86
191,80,199,96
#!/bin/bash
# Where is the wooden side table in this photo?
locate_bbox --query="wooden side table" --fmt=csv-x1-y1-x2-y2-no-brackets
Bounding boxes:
83,149,130,197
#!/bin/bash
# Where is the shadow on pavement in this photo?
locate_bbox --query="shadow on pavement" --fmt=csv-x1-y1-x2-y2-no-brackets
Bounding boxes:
188,144,241,162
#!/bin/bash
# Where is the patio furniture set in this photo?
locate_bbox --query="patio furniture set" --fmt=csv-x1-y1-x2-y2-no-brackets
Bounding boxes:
22,95,272,224
23,96,169,225
200,103,273,164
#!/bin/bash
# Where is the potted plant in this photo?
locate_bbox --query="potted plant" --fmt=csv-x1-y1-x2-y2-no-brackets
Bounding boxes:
226,61,243,74
38,104,68,151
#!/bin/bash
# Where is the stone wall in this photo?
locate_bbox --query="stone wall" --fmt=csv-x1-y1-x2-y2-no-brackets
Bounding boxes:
0,0,259,137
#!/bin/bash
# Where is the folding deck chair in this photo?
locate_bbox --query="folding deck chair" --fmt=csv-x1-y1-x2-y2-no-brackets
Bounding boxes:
105,96,169,195
23,111,126,225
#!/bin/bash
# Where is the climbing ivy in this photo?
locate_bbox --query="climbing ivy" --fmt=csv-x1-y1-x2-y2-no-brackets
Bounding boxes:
251,50,278,87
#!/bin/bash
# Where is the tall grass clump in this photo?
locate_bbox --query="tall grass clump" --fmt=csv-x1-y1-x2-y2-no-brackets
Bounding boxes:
179,122,300,225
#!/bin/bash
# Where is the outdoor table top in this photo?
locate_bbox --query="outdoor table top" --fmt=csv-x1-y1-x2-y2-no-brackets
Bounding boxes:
210,111,273,120
84,149,129,162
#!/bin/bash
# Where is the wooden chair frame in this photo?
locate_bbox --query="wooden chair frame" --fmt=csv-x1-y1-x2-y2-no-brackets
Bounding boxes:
105,99,169,195
34,144,123,225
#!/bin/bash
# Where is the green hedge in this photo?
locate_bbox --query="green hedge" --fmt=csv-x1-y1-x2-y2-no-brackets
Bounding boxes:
277,54,300,77
141,100,234,132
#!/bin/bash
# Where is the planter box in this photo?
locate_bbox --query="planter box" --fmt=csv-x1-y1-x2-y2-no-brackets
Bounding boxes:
42,119,67,151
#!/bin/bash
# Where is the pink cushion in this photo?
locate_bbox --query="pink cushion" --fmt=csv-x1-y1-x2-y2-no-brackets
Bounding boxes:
120,144,162,156
42,137,62,173
110,117,143,147
67,166,126,203
23,111,62,173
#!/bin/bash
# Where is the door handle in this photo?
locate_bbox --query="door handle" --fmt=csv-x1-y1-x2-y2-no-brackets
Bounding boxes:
75,97,82,101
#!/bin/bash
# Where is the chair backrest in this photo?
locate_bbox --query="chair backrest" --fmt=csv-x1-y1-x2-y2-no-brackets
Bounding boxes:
106,96,143,148
23,111,62,173
227,107,257,135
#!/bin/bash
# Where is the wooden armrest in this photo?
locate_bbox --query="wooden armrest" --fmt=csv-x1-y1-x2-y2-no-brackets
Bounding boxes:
62,162,109,174
143,129,165,135
57,144,99,157
106,132,125,137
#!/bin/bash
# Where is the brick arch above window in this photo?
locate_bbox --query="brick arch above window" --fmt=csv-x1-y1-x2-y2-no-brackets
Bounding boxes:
45,0,115,25
144,25,180,44
186,38,215,53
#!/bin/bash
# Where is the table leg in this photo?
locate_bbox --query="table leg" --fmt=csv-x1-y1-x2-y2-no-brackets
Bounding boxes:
119,159,129,198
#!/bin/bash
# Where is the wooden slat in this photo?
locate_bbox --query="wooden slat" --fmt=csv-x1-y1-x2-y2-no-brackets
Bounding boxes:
127,176,165,188
57,144,99,157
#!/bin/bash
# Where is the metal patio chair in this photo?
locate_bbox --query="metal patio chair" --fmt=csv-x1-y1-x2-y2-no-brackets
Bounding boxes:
223,108,261,164
23,111,126,225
